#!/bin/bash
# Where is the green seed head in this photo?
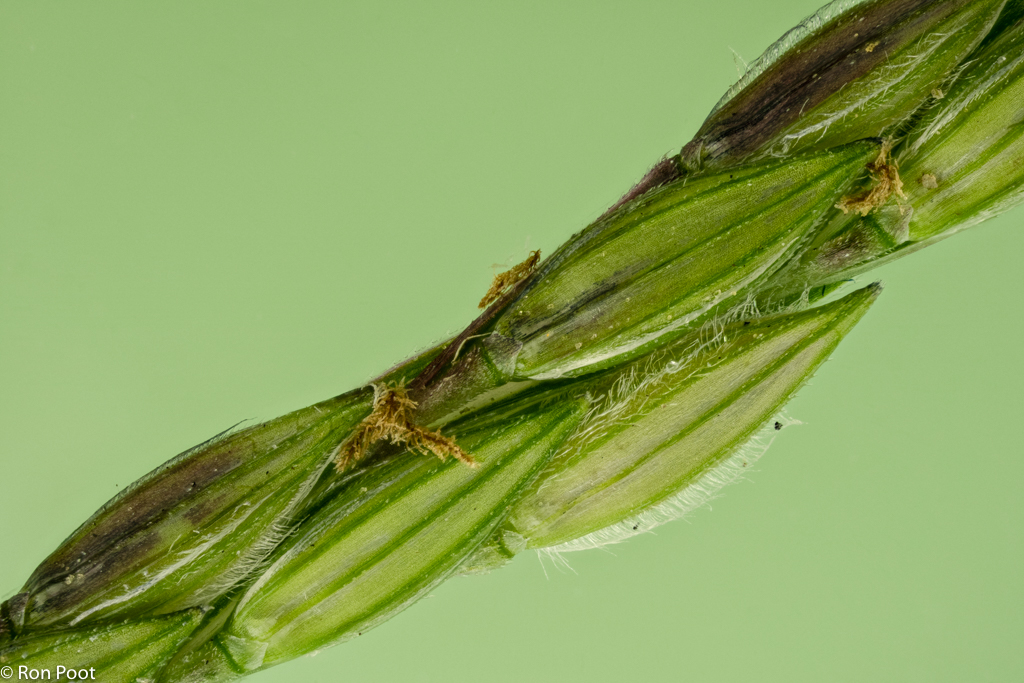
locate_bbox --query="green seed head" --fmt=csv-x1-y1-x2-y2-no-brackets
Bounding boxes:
5,4,1023,681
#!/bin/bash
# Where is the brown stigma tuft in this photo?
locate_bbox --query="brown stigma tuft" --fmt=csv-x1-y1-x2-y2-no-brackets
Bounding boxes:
478,251,541,309
835,140,906,216
335,382,476,471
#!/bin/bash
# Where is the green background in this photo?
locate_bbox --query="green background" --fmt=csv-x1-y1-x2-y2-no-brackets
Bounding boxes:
2,1,1021,681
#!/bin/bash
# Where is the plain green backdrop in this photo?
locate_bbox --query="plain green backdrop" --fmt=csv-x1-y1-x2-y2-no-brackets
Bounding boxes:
1,1,1022,681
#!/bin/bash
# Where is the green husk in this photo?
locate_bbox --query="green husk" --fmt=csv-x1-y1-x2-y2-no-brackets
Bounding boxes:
496,144,878,380
14,390,371,632
683,0,1006,168
413,143,878,427
217,397,588,672
460,285,878,566
900,16,1024,240
759,16,1024,298
0,610,202,683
